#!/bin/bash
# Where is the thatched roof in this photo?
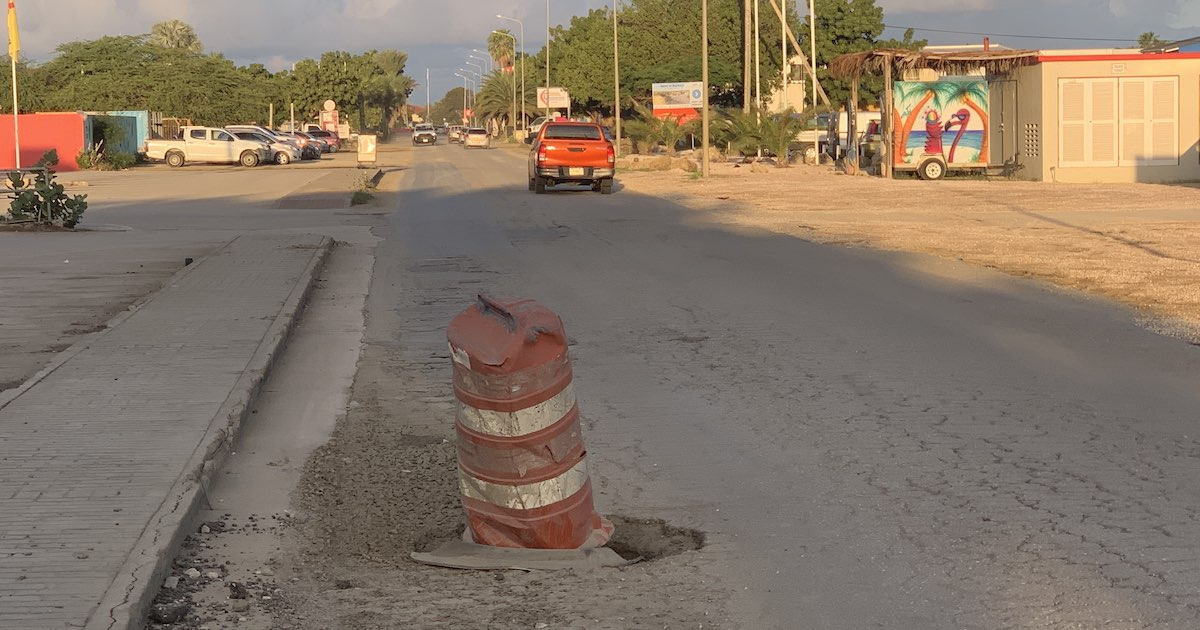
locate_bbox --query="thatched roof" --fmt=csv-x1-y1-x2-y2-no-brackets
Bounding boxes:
829,48,1040,80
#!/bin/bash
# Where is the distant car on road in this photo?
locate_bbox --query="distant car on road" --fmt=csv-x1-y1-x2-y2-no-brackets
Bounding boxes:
463,127,490,149
527,121,616,194
448,125,465,143
413,124,437,146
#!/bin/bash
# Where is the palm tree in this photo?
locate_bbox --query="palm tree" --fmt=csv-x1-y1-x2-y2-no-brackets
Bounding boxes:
149,20,203,54
719,108,765,157
476,70,517,130
488,30,515,70
364,50,415,136
758,110,809,167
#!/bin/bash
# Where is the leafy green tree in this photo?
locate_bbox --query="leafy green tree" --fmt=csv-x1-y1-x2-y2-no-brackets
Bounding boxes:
799,0,922,107
149,20,203,54
1138,32,1168,49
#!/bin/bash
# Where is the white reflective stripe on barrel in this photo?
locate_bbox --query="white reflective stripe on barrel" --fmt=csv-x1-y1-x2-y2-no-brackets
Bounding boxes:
459,459,589,510
457,382,575,437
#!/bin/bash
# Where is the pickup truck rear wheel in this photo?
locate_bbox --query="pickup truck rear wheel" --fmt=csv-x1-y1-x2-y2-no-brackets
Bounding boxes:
240,151,260,168
533,176,546,194
166,151,185,168
599,178,614,195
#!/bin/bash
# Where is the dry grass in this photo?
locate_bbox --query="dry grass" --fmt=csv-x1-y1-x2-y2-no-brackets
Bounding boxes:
618,162,1200,341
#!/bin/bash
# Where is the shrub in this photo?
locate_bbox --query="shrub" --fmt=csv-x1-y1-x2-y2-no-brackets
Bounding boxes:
103,152,137,171
4,150,88,227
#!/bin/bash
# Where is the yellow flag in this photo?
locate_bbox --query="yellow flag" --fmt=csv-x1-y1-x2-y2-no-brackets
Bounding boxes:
7,0,18,61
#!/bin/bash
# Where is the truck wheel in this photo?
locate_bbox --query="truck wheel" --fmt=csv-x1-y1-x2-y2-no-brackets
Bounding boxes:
166,151,185,168
534,177,546,194
599,178,614,195
240,151,260,168
917,158,945,181
275,152,291,165
803,145,817,164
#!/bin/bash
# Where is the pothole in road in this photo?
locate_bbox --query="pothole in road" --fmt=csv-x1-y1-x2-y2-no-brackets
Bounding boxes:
605,515,705,561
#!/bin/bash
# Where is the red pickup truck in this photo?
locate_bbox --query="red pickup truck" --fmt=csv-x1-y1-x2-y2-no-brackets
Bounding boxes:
527,122,616,194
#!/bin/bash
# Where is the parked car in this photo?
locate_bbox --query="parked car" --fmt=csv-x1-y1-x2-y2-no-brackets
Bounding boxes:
825,111,882,160
275,131,323,160
231,131,301,165
145,126,269,167
413,124,437,146
296,131,330,154
463,127,490,149
226,124,305,158
306,129,341,152
448,125,465,143
527,121,616,194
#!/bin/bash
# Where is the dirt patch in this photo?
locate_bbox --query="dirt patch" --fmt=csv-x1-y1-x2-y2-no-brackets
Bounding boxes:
619,163,1200,342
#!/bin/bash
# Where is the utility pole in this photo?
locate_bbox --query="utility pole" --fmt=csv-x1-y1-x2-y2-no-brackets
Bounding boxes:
781,0,788,112
808,0,817,111
545,0,552,116
753,0,761,111
743,0,751,112
613,0,621,157
426,68,430,115
702,0,710,177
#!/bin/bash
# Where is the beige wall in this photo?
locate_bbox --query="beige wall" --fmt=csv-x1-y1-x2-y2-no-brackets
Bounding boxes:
1030,56,1200,183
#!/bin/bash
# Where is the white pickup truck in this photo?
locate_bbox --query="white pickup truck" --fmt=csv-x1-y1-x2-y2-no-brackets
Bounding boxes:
144,126,270,167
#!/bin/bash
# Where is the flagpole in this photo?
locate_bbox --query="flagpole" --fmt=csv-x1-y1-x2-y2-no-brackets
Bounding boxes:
7,0,19,169
10,54,18,168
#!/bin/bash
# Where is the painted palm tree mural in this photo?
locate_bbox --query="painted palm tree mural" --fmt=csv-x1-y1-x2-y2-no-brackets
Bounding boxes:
893,79,990,167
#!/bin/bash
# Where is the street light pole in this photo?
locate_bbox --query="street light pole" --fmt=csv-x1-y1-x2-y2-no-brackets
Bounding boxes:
808,0,816,111
702,0,710,177
497,15,526,131
612,0,621,157
545,0,552,116
493,30,519,137
454,72,469,123
782,0,788,112
472,50,493,73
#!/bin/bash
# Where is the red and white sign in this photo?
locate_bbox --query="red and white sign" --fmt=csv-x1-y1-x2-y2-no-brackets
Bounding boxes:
536,87,570,109
319,109,339,132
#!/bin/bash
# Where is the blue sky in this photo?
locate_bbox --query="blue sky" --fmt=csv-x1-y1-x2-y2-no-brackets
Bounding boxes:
12,0,1200,106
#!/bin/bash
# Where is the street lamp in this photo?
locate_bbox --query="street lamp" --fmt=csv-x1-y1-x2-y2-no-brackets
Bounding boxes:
492,30,518,138
465,51,489,73
471,50,493,73
454,72,470,124
545,0,551,116
496,15,526,130
612,0,621,157
458,68,478,123
701,0,710,177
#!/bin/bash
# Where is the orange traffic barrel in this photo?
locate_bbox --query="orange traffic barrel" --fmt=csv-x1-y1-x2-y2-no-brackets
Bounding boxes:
447,295,613,549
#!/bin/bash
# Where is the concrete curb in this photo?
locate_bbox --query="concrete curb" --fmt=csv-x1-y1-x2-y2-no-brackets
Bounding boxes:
85,236,333,630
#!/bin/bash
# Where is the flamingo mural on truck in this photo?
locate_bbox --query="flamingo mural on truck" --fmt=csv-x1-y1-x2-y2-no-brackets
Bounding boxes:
893,79,990,168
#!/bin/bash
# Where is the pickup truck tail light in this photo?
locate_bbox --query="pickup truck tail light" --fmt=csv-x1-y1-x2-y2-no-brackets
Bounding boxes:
537,146,548,163
606,144,615,164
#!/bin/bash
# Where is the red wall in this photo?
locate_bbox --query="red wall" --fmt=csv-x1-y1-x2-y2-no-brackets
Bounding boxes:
0,113,85,171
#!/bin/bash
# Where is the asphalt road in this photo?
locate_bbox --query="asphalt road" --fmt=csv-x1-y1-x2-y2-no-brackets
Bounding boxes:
356,140,1200,628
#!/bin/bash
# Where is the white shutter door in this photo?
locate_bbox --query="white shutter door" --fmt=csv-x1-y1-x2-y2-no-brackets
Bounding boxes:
1059,80,1087,166
1148,78,1178,164
1089,79,1118,166
1120,79,1147,165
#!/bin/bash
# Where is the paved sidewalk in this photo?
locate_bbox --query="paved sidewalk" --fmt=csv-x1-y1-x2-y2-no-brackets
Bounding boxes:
0,233,331,630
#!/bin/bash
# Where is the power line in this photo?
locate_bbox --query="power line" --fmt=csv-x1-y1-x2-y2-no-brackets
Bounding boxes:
884,24,1138,43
